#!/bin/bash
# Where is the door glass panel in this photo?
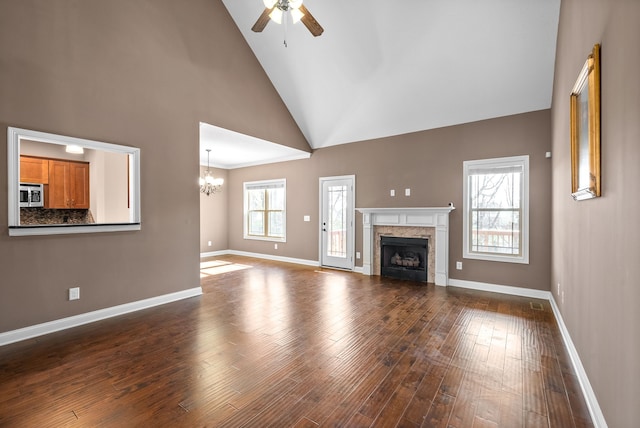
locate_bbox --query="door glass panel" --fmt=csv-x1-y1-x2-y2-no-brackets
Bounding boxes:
327,185,347,258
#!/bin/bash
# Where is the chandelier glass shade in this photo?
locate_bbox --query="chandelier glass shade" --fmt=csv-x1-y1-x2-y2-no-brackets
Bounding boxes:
199,149,223,196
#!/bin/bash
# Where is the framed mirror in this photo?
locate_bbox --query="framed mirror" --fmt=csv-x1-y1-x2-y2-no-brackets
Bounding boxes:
570,44,601,201
7,127,141,236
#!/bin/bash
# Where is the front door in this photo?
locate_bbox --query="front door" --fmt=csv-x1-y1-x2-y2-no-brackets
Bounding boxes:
320,176,355,270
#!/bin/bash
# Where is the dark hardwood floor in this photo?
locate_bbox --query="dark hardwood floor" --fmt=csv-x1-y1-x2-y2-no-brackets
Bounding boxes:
0,255,593,427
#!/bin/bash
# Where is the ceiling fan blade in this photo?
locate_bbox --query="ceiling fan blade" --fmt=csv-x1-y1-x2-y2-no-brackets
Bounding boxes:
299,4,324,37
251,7,273,33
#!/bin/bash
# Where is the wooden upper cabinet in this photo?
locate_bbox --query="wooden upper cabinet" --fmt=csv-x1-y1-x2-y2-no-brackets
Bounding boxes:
47,160,70,209
69,162,90,209
47,160,90,209
20,156,49,184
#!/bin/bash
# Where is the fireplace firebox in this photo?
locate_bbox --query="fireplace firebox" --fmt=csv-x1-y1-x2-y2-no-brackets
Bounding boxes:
380,236,428,282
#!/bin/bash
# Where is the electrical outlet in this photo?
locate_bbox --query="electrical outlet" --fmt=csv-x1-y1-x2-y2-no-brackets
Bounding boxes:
390,189,395,197
405,188,411,196
207,240,212,246
356,252,361,259
456,261,462,270
274,243,278,250
69,287,80,301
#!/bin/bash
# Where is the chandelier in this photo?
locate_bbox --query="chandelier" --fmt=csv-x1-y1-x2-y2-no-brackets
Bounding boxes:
199,149,223,196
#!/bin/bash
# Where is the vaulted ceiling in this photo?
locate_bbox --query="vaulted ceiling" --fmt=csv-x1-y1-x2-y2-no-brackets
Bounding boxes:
205,0,561,167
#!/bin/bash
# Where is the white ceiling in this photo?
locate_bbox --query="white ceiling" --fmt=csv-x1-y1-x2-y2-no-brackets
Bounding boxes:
208,0,561,167
199,122,310,169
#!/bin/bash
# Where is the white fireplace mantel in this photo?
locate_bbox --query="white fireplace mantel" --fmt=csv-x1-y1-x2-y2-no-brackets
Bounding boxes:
356,207,455,286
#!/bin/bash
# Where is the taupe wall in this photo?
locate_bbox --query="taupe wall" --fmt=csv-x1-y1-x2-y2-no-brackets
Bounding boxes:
227,110,552,290
200,166,228,253
551,0,640,425
0,0,307,333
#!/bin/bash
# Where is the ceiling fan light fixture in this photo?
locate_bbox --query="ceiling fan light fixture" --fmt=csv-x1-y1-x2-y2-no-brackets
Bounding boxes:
290,8,304,23
289,0,304,9
269,7,283,24
251,0,323,37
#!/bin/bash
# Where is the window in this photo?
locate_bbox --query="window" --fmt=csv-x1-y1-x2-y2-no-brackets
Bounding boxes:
463,155,529,264
244,179,286,241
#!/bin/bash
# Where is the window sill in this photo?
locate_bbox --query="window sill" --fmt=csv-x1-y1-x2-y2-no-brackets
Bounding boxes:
9,223,141,236
463,252,529,265
243,235,286,243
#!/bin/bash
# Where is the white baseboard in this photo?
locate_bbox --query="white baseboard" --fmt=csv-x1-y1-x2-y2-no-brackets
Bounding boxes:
448,278,551,300
0,287,202,347
203,249,320,268
202,250,366,273
200,250,229,258
548,294,608,428
448,278,606,428
228,250,320,267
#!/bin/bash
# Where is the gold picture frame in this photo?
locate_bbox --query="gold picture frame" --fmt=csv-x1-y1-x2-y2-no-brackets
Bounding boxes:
570,44,601,201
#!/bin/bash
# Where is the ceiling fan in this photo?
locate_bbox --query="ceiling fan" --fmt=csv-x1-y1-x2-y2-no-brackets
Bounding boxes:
251,0,324,37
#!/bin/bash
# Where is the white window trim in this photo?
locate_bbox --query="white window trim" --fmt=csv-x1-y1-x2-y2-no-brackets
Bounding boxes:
462,155,529,264
243,178,286,243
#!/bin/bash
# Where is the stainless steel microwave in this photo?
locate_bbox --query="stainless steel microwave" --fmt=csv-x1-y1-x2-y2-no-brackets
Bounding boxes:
19,183,44,208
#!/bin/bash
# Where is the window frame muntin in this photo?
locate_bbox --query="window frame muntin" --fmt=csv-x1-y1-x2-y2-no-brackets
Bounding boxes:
463,155,529,264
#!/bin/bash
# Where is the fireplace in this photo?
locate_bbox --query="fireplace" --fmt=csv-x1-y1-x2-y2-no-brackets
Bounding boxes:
380,236,428,282
356,207,455,286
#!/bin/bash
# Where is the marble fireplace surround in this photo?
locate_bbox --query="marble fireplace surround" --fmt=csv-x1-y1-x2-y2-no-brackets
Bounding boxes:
356,207,455,286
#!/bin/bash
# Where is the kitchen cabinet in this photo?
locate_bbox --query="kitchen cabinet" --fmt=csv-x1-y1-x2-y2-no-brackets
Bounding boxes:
47,160,90,209
20,156,49,184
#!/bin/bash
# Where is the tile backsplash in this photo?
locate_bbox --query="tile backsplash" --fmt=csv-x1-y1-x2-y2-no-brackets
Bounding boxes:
20,208,95,225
